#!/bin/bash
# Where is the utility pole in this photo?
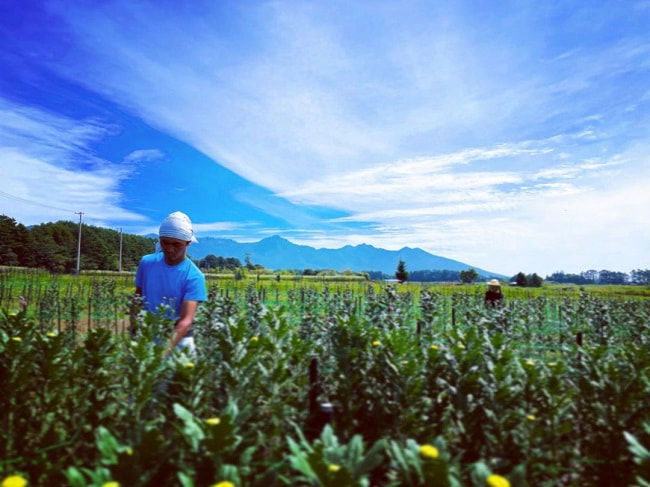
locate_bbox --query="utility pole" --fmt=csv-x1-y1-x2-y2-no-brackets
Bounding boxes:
118,227,123,272
75,211,83,275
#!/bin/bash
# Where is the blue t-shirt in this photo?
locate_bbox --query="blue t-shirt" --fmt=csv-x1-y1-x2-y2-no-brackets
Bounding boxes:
135,253,206,332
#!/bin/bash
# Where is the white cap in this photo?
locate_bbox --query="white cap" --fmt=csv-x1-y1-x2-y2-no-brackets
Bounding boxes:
159,211,198,243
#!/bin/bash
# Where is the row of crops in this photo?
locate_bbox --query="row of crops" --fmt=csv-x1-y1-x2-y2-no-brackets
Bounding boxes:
2,276,650,486
1,267,647,333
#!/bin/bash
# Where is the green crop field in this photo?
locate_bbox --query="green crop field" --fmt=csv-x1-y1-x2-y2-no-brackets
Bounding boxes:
1,269,650,486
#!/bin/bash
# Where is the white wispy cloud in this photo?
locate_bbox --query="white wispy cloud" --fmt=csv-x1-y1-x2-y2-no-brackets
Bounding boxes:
0,99,146,225
0,99,112,166
122,149,165,164
532,159,624,180
278,135,606,215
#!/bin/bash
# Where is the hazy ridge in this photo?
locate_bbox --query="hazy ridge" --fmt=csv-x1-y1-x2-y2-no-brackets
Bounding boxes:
188,235,504,277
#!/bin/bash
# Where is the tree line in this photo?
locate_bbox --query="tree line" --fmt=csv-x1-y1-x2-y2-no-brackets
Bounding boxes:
0,215,154,273
547,269,650,285
196,254,243,271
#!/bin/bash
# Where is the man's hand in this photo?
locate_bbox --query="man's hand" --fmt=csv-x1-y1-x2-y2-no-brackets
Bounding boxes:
165,300,199,355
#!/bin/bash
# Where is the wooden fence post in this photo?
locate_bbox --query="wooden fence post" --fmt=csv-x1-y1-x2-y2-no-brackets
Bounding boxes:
305,355,333,441
309,356,319,415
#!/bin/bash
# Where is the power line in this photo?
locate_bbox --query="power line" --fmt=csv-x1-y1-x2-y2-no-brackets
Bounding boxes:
0,189,77,214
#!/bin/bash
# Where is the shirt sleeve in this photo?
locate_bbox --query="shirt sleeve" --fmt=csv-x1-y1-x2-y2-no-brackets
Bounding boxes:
135,257,145,287
183,272,207,302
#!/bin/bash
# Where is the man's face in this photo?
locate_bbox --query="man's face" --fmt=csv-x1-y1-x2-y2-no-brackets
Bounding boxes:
159,236,190,265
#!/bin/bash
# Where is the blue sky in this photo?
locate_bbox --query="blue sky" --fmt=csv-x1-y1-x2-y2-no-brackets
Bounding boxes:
1,0,649,276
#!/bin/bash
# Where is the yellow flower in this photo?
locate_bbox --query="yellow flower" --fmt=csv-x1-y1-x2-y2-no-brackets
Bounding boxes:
205,417,221,426
429,344,439,350
184,362,195,369
212,482,235,487
419,444,439,459
328,464,341,473
547,362,557,367
250,336,259,342
11,337,22,342
526,414,536,421
102,482,120,487
372,340,381,347
125,447,133,456
457,343,466,350
486,474,510,487
525,359,534,366
46,332,57,338
2,475,27,487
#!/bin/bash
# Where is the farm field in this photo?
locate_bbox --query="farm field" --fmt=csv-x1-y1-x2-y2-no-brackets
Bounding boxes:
1,267,648,329
1,269,650,486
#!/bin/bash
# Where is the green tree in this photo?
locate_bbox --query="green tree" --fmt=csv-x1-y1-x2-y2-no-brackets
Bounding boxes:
514,272,528,287
631,269,650,285
0,215,34,266
528,273,543,287
201,254,220,270
395,260,408,283
459,268,479,284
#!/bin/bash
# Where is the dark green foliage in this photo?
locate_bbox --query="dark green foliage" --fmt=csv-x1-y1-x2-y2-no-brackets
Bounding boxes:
2,285,650,486
547,269,650,285
630,269,650,285
0,214,154,272
510,273,543,288
459,269,478,284
365,270,389,280
395,260,408,283
528,273,543,287
0,216,33,267
514,272,528,287
597,269,628,284
197,254,242,271
409,270,461,282
546,271,593,285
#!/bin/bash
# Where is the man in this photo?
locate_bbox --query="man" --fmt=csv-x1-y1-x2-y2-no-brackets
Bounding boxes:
135,211,206,355
484,279,504,308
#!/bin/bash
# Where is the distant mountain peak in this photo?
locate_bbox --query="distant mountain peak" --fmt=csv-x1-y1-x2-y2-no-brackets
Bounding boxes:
187,235,504,277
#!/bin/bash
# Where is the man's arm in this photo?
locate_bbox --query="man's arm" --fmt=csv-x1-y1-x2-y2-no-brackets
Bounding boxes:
165,299,200,355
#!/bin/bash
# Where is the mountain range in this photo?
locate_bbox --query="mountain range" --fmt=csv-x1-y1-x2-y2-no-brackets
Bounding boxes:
185,235,503,277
